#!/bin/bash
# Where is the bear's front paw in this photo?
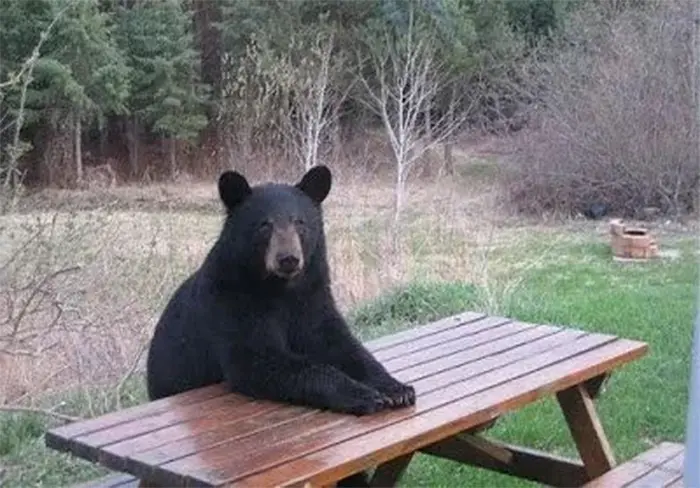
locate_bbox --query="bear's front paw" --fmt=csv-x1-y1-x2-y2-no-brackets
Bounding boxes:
334,383,391,416
374,378,416,409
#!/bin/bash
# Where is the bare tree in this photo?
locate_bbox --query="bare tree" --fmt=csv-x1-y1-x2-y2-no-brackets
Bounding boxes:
219,43,284,169
0,4,70,204
277,29,351,171
218,26,350,176
356,8,467,227
505,0,698,218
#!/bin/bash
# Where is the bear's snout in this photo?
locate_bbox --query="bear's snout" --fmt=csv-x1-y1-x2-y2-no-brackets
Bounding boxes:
265,223,305,279
276,253,300,276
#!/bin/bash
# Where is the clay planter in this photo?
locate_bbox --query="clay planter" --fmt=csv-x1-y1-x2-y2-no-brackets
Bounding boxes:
609,219,659,261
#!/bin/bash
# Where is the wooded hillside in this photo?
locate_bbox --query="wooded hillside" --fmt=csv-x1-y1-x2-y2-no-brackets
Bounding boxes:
1,0,696,218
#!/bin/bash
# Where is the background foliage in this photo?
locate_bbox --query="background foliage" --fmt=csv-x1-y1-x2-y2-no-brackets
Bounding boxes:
0,0,696,218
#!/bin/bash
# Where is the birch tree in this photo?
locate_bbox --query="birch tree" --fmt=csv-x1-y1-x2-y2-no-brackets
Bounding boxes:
357,5,466,227
254,24,350,171
280,29,349,171
0,1,71,200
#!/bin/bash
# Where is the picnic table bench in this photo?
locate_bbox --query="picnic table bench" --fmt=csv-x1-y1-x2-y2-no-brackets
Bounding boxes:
45,311,649,487
583,442,686,488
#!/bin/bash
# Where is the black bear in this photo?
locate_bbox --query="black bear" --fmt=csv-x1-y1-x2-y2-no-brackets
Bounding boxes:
145,165,415,418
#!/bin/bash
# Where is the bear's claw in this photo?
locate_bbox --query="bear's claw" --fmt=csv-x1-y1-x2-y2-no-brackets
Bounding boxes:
383,383,416,408
368,377,416,409
336,382,392,416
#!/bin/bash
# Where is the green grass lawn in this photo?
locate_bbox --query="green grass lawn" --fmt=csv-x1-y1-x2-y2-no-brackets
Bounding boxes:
0,234,697,487
397,236,698,487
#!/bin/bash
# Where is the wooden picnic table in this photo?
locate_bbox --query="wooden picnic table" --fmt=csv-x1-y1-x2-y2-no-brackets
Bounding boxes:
45,311,648,487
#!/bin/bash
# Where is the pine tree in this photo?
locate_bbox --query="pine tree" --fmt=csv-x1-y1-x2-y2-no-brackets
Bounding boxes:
1,0,129,188
115,0,210,178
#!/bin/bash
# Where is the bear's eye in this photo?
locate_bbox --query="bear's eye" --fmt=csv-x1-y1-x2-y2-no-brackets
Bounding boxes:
257,221,273,233
294,218,305,226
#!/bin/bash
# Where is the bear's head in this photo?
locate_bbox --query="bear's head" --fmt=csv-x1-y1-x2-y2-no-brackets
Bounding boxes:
215,165,332,288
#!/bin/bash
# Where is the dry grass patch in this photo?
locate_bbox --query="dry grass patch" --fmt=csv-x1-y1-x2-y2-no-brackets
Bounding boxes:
0,210,220,408
0,162,565,415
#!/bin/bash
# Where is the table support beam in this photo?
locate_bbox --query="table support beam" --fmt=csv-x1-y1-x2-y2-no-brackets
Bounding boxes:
420,434,588,487
557,383,617,479
368,453,414,487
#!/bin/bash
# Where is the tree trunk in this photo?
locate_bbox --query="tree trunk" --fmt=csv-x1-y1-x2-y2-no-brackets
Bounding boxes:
444,142,454,175
74,110,83,187
169,137,177,180
331,112,342,166
127,116,140,178
393,165,406,227
442,84,458,176
40,109,73,188
4,63,32,189
239,123,252,166
304,114,315,171
193,0,222,102
391,165,407,255
99,121,107,160
424,107,432,139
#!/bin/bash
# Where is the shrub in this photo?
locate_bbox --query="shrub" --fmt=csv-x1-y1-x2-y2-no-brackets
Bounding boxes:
0,413,44,457
504,0,698,218
348,280,478,339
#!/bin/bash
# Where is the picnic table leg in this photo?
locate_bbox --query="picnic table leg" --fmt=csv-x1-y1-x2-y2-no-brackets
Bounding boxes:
584,373,609,399
137,479,164,487
368,452,414,487
319,455,414,488
556,381,617,480
417,380,621,488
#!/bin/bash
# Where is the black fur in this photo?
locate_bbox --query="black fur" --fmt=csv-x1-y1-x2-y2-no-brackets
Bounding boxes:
145,166,415,417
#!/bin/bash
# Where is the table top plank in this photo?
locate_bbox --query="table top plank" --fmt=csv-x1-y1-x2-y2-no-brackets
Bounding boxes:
363,311,487,352
46,313,489,456
634,442,685,466
47,384,227,443
371,315,512,361
662,451,685,472
165,409,349,487
144,332,636,486
116,326,582,479
626,465,683,487
101,402,296,459
234,337,647,487
382,320,557,372
117,406,324,473
43,313,649,488
78,395,255,450
71,321,557,464
389,324,567,382
399,328,587,394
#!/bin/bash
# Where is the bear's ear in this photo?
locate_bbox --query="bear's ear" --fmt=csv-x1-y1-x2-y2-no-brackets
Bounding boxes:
296,165,331,204
218,170,252,210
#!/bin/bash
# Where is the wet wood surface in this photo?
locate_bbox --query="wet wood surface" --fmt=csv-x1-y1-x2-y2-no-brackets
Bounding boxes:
45,311,648,487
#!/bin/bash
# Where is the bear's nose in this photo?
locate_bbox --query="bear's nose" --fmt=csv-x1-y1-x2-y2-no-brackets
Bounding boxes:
277,254,300,274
